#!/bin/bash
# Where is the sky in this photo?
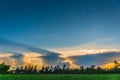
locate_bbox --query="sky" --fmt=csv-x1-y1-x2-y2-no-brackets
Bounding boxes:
0,0,120,68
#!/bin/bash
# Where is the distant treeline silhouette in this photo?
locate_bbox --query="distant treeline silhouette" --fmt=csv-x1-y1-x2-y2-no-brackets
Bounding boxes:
1,61,120,74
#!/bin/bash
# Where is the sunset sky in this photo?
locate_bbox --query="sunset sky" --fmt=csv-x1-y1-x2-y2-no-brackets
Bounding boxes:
0,0,120,68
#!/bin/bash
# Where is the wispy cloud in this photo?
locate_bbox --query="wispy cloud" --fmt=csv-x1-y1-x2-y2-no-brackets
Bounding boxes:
50,37,120,56
0,38,120,68
69,51,120,67
0,38,66,68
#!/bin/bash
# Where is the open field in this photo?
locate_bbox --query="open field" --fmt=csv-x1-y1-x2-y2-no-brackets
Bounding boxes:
0,74,120,80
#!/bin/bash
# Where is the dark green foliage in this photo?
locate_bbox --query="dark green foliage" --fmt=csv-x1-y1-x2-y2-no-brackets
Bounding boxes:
0,62,10,74
6,60,120,74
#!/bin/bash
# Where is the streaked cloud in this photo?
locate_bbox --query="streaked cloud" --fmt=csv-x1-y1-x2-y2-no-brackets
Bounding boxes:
0,38,56,54
0,38,67,68
69,51,120,67
0,38,120,69
51,37,120,56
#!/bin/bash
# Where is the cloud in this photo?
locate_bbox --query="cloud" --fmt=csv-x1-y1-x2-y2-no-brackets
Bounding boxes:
0,38,57,54
39,52,70,67
9,52,24,66
69,51,120,67
50,37,120,56
0,38,120,68
0,38,67,67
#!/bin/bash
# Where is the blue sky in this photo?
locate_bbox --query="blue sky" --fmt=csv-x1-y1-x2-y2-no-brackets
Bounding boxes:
0,0,120,49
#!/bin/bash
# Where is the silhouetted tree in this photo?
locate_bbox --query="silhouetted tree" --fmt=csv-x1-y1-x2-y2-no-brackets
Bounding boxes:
9,60,120,74
0,62,10,74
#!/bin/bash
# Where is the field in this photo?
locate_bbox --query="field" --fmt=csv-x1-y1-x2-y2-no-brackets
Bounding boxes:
0,74,120,80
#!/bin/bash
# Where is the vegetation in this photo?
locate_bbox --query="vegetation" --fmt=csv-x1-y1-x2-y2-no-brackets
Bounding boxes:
9,60,120,74
1,60,120,74
0,74,120,80
0,61,120,80
0,62,10,74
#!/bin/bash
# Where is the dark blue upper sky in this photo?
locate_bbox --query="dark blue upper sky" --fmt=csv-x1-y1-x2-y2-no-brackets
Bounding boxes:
0,0,120,48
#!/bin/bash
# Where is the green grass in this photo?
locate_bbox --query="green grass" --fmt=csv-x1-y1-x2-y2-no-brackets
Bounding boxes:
0,74,119,80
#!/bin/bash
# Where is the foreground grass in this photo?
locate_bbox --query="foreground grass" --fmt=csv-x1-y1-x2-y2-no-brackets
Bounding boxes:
0,74,120,80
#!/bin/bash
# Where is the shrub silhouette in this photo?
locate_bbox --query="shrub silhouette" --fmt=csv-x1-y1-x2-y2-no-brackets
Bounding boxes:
0,62,10,74
7,60,120,74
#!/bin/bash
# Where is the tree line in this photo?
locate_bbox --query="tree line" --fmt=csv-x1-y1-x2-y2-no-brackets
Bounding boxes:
0,61,120,74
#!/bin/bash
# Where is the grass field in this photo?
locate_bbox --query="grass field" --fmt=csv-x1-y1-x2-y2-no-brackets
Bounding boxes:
0,74,120,80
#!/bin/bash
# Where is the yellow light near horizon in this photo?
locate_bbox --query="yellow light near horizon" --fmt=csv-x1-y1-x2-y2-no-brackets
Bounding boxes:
64,58,79,69
101,63,116,69
52,48,120,57
60,54,79,69
22,53,44,69
0,51,120,70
